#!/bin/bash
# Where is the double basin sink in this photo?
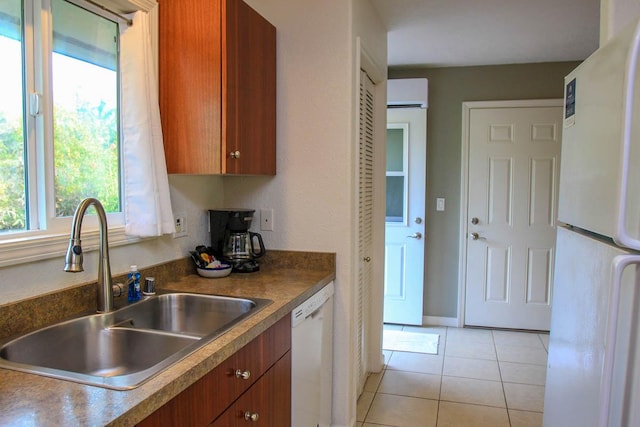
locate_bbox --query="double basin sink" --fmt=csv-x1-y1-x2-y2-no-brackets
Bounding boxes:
0,293,271,390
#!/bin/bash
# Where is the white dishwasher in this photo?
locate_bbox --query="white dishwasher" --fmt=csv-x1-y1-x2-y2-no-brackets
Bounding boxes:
291,281,334,427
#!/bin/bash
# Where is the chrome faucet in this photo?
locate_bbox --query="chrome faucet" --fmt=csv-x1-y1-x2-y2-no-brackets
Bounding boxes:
64,198,114,313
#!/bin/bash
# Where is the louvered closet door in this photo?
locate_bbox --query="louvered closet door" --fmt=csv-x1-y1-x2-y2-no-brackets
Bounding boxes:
357,69,375,396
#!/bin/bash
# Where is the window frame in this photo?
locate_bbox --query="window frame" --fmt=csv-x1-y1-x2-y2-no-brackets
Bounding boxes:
0,0,138,267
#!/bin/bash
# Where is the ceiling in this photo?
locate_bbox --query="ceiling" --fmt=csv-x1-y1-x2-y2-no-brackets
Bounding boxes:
370,0,601,68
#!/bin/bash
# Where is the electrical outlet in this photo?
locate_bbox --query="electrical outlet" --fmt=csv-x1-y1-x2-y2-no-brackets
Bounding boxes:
260,208,274,231
173,212,188,238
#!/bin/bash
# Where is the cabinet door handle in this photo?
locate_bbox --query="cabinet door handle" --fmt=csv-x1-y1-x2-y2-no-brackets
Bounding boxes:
244,411,259,422
235,369,251,380
230,150,241,159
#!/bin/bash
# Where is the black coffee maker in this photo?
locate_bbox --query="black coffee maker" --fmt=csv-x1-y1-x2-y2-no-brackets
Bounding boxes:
209,209,266,273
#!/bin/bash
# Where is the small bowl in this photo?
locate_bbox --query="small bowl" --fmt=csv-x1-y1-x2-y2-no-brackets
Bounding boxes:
197,265,232,278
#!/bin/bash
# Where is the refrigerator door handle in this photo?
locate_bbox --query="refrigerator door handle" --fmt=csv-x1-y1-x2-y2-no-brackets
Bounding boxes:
616,23,640,250
600,254,640,427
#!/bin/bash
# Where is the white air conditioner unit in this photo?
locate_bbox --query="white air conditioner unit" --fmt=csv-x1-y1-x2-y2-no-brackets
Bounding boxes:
387,78,428,108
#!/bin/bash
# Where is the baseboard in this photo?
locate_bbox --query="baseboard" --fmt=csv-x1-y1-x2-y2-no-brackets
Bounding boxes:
422,315,458,327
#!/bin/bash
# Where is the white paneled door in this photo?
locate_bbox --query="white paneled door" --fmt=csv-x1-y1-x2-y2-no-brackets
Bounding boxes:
464,103,562,330
384,107,426,325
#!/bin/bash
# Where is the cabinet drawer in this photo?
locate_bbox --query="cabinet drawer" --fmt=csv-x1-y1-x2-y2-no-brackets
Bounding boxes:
209,351,291,427
138,315,291,426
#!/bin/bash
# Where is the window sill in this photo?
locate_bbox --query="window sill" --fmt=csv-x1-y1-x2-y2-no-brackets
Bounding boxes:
0,227,143,268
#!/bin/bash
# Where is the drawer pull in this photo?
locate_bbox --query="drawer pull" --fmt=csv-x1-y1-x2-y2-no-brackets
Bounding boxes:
235,369,251,380
244,411,259,422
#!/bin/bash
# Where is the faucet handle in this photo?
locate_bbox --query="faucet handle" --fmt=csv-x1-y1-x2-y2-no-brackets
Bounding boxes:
112,283,124,298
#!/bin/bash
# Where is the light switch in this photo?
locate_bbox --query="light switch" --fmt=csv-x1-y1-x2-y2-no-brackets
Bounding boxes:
436,198,445,211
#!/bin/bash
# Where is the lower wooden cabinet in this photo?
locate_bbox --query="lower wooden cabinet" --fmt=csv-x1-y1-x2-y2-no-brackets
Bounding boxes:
210,351,291,426
138,316,291,426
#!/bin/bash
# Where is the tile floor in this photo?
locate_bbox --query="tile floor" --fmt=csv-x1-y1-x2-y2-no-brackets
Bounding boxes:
357,324,549,427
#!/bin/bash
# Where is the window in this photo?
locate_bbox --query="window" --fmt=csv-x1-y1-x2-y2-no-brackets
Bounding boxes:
0,0,25,232
385,124,408,223
0,0,123,237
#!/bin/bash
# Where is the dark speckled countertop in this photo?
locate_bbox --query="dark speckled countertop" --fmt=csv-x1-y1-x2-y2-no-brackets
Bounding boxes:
0,251,335,427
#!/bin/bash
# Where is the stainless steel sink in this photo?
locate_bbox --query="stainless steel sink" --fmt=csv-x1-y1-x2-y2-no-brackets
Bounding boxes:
0,293,271,389
112,293,261,337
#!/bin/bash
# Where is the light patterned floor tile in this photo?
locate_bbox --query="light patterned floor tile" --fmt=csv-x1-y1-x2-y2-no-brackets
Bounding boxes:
387,351,444,375
445,340,497,360
538,334,549,351
440,376,505,408
437,401,510,427
443,356,501,381
446,327,494,346
503,383,545,412
499,361,546,386
509,409,543,427
366,393,438,427
357,391,375,422
363,325,549,426
364,371,383,392
496,344,548,365
383,349,392,367
492,330,546,348
378,369,441,400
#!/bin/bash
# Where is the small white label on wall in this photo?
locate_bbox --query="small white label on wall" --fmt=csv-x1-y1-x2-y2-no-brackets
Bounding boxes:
260,208,274,231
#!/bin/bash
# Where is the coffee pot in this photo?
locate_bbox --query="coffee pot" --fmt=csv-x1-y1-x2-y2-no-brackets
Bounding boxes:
209,209,266,273
223,230,265,272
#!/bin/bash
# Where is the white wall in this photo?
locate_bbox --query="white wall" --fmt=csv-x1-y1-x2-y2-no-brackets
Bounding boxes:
352,0,389,379
227,1,386,425
0,175,225,304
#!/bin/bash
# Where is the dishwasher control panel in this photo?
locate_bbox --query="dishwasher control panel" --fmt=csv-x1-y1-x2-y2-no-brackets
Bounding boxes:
292,281,334,327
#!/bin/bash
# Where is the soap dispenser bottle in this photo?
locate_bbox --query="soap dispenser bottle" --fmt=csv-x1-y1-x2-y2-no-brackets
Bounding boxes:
127,265,141,302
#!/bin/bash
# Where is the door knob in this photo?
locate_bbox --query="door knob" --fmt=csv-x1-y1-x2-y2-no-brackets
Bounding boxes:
407,232,422,240
363,256,371,262
470,232,486,240
230,150,241,159
471,217,479,225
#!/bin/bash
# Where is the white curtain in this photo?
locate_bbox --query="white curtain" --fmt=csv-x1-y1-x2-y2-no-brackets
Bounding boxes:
120,11,175,237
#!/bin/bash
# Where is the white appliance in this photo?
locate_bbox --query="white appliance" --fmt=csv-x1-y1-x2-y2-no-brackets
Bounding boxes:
543,18,640,427
291,282,334,427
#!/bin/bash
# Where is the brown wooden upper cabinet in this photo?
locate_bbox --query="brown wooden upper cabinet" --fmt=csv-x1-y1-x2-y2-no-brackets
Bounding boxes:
159,0,276,175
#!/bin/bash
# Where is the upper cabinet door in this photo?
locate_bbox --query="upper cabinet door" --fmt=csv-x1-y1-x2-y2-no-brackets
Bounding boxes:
159,0,276,175
223,0,276,175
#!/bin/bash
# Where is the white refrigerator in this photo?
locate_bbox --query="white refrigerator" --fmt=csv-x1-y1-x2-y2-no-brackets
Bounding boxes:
543,18,640,427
